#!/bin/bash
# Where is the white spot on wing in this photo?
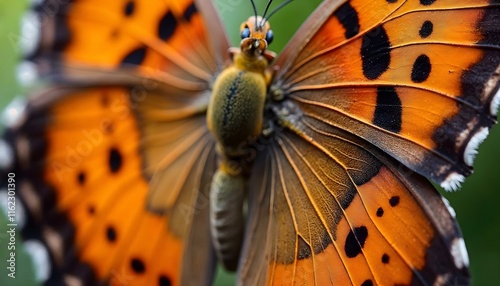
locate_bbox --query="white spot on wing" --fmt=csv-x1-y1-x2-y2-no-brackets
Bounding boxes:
464,127,489,166
0,189,26,229
2,96,27,128
450,237,470,269
433,273,451,286
441,196,456,219
491,88,500,116
16,61,38,87
20,11,40,57
441,173,465,192
0,140,14,170
24,240,51,282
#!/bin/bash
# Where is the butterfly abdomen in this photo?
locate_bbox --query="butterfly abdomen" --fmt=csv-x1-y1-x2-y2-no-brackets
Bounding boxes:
209,168,245,272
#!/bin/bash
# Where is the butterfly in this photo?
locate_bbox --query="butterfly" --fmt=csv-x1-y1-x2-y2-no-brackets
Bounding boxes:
1,0,499,285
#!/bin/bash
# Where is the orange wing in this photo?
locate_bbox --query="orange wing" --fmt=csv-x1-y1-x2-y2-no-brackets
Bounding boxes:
237,0,499,285
273,0,500,190
240,123,468,285
1,0,228,285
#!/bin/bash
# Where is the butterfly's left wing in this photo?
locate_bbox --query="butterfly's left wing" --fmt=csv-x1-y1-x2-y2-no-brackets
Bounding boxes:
1,0,229,285
239,0,499,285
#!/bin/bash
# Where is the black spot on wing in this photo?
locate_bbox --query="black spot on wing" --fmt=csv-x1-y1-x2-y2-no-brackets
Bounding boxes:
420,0,436,5
419,20,433,38
131,258,146,274
124,1,135,16
361,26,391,80
344,226,368,258
411,54,432,83
77,171,85,185
376,207,384,217
382,253,390,264
183,2,197,21
121,47,147,66
159,275,172,286
109,148,123,173
373,86,402,133
389,195,400,207
386,0,397,3
361,280,373,286
106,226,117,242
333,2,360,39
159,10,177,41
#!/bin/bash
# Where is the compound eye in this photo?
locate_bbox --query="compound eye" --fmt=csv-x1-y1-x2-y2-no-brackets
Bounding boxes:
265,29,274,44
241,27,251,39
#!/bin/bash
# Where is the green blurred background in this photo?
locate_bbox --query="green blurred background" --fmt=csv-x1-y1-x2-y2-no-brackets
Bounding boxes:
0,0,499,285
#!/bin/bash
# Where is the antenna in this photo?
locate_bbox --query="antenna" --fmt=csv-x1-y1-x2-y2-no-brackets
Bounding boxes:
261,0,274,24
262,0,293,26
250,0,259,28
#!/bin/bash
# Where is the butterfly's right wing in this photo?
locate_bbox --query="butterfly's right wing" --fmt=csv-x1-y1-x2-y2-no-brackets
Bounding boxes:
238,0,500,284
238,126,468,286
1,0,229,285
271,0,500,190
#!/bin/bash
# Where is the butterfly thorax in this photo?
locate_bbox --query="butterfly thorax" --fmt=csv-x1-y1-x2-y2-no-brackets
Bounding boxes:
206,53,268,160
207,15,275,166
206,15,275,272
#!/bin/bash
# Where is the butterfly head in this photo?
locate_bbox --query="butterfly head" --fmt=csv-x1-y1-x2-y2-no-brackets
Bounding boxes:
239,16,273,57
